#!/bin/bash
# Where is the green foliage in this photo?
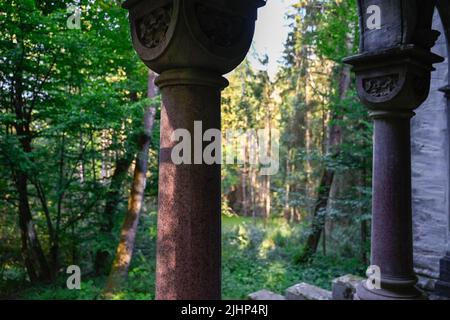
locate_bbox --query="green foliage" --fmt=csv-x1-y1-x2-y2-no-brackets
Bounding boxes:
222,216,365,299
21,277,103,300
3,214,365,299
0,0,160,293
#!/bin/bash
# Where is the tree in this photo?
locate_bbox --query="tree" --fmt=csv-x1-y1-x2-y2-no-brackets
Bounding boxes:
0,0,151,283
276,0,371,262
299,62,351,262
103,70,159,297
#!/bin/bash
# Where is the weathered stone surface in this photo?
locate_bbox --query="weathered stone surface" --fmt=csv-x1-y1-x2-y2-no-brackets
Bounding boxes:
248,290,285,301
411,11,449,289
332,274,364,300
285,283,331,300
358,1,438,53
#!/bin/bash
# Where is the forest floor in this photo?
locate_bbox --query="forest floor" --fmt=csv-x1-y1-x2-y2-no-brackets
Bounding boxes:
2,214,365,300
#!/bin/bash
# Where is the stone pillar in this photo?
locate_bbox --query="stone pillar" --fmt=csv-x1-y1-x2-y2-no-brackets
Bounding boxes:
347,49,443,300
437,0,450,297
370,110,419,299
122,0,265,299
435,85,450,298
155,70,225,299
436,3,450,295
345,0,443,300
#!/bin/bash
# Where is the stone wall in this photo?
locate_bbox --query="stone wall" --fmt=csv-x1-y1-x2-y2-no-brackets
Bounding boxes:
411,10,450,291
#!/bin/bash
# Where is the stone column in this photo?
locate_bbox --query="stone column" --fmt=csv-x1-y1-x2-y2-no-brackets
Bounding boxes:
435,85,450,298
346,47,443,300
345,1,443,300
438,0,450,291
370,110,419,299
155,70,226,299
122,0,265,299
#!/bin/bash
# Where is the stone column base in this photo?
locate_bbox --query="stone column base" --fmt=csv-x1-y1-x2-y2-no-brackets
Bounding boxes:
355,280,427,300
435,255,450,298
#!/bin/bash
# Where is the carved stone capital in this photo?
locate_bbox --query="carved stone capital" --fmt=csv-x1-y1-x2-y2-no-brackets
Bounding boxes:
350,1,443,115
344,45,443,113
123,0,265,75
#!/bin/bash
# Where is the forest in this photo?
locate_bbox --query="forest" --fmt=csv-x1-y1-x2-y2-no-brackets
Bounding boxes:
0,0,373,300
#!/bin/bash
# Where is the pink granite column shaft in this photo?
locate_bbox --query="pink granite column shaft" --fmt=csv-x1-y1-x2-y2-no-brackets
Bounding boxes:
155,69,228,300
366,111,422,299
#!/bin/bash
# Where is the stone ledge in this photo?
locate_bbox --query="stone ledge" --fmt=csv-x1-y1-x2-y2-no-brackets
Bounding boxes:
285,283,332,300
332,274,364,300
248,290,285,300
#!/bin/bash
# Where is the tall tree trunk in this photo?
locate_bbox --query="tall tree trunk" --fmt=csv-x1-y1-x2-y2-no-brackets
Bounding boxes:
78,133,85,183
298,169,334,262
250,166,256,219
12,69,51,282
52,133,66,275
95,94,144,274
298,63,351,263
241,140,248,216
14,134,51,281
264,175,271,220
360,168,368,264
103,156,135,229
241,167,248,216
285,152,291,199
33,179,56,273
284,155,291,222
289,162,298,223
103,70,157,296
263,117,272,220
101,131,108,182
16,172,51,282
94,153,134,274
